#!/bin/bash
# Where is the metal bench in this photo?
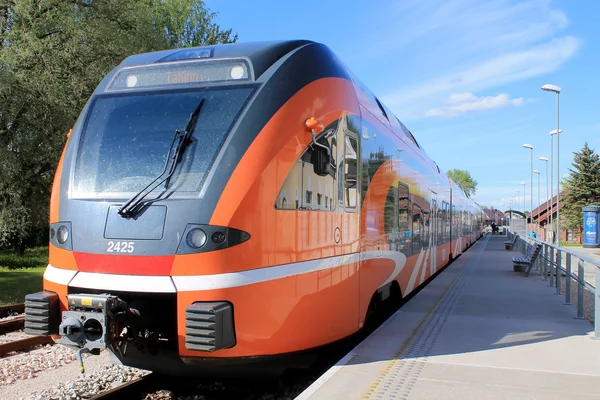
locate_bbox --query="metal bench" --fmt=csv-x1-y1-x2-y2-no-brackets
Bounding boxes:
504,234,518,250
512,243,541,276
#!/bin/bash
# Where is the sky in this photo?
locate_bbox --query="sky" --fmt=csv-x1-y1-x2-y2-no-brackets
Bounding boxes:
205,0,600,212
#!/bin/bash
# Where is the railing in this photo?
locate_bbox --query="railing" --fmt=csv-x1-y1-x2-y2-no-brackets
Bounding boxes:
506,231,599,339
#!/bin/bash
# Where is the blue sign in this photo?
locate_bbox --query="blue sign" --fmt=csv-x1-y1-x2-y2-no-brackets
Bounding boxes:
583,211,599,246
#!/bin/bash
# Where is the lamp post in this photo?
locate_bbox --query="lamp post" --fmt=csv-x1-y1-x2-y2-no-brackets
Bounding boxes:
508,196,512,231
534,170,540,235
523,144,533,229
520,182,526,214
539,156,549,239
542,84,561,245
550,129,563,241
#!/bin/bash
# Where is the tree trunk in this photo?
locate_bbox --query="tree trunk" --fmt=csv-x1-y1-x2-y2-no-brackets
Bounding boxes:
12,239,26,256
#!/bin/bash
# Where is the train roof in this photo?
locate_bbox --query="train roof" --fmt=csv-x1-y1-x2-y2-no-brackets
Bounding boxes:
118,40,315,80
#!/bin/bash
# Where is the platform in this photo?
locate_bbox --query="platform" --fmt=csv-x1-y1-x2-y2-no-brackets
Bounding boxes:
296,234,600,400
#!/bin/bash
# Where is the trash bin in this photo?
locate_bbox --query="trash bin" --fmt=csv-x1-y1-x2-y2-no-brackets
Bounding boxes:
582,205,600,248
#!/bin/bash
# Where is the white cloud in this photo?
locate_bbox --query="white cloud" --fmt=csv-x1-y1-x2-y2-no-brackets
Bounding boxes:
367,0,581,120
370,0,570,57
425,92,527,118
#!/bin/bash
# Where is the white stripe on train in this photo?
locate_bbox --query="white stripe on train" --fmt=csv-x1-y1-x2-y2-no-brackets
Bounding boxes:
42,250,408,293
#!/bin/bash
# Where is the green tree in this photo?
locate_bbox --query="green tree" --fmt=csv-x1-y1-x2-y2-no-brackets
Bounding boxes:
0,0,236,253
446,169,478,198
561,142,600,234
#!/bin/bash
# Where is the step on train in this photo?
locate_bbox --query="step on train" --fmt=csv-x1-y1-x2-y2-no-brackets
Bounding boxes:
24,40,484,375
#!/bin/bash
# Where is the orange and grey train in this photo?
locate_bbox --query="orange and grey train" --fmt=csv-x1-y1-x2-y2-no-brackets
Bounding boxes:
24,40,484,375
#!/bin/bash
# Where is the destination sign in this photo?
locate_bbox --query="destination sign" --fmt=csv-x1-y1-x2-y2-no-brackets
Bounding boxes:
108,59,251,91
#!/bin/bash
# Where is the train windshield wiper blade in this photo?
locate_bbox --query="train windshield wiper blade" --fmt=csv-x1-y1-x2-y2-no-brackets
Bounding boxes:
118,98,205,218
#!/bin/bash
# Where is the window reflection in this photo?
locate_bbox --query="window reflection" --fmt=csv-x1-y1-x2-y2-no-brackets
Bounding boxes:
276,122,338,211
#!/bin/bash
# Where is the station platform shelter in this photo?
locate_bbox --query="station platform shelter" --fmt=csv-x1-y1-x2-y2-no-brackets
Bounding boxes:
296,234,600,400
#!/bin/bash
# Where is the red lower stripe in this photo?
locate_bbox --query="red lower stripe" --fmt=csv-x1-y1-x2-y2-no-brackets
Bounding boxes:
73,252,174,276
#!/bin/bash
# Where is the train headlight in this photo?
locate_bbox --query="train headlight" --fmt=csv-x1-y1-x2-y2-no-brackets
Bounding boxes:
230,65,246,80
57,225,69,244
186,228,207,249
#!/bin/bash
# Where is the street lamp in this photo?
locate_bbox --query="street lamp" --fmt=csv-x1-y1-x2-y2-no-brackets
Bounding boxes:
534,170,540,235
542,84,561,245
550,129,562,244
520,182,526,214
539,156,549,239
523,144,533,228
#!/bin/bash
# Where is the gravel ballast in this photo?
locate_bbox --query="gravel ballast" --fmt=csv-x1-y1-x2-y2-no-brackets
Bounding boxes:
0,346,148,400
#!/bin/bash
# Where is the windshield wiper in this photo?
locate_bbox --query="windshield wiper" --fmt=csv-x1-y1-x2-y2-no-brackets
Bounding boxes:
118,98,205,218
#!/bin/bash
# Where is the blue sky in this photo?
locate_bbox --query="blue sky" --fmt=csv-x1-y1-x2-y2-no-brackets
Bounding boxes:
205,0,599,212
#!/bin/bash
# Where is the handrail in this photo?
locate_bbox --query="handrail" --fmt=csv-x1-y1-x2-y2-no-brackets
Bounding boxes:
506,230,598,339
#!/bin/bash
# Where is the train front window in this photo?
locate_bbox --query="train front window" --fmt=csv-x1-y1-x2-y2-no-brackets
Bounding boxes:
73,87,253,196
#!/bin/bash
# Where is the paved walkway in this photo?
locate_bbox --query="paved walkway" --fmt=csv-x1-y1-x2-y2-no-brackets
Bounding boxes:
562,246,600,287
297,234,600,400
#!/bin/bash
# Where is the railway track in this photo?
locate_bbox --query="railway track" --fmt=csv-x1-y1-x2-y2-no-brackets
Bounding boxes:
0,302,54,356
0,302,26,334
0,315,25,334
0,303,25,318
90,373,161,400
0,335,54,356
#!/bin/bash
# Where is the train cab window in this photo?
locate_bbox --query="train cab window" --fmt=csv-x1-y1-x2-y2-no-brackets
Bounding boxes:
276,123,338,211
344,134,359,209
73,87,254,195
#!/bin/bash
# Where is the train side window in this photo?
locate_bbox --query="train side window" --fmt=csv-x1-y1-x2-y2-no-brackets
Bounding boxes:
275,122,338,211
384,185,399,250
344,134,358,209
398,183,411,255
412,204,423,253
441,201,449,243
422,209,430,249
452,205,457,240
397,117,420,149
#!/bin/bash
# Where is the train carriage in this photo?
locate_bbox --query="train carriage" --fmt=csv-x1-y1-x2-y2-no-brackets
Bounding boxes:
25,40,483,375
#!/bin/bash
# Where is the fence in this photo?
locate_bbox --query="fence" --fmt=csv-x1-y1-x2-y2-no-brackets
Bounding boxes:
507,231,599,339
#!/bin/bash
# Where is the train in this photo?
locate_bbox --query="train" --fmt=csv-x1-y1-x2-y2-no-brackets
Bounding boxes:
24,40,484,376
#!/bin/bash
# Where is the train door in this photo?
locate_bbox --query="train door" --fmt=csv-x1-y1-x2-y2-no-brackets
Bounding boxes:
430,193,438,275
338,119,360,328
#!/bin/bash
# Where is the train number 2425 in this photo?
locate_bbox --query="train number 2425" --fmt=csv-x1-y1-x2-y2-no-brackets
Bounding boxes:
107,241,135,253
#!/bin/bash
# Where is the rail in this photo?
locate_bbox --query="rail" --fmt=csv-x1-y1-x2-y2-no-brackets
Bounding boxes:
506,231,599,339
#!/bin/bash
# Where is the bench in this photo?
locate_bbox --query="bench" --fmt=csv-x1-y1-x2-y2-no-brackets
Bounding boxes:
504,234,518,250
512,243,541,276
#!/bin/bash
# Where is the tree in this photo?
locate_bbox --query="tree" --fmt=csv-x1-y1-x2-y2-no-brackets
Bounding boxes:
561,142,600,234
446,169,478,198
0,0,237,253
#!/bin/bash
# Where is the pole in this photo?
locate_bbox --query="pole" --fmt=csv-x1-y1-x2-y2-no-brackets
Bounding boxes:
550,132,554,242
555,93,561,246
521,183,525,214
530,149,533,232
537,172,540,235
545,161,548,232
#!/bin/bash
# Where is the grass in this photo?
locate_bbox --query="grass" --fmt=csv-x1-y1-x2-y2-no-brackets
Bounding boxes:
560,242,583,247
0,246,48,306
